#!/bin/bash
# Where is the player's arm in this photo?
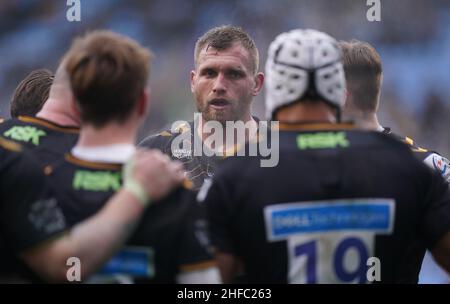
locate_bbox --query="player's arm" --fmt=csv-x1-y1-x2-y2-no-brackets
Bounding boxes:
177,263,222,284
213,252,242,284
422,153,450,184
21,150,184,283
421,165,450,274
431,232,450,273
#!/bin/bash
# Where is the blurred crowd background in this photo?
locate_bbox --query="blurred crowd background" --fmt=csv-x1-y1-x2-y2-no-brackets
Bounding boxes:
0,0,449,155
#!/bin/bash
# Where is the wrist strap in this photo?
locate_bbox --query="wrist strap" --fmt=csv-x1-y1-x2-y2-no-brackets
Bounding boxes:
123,157,151,207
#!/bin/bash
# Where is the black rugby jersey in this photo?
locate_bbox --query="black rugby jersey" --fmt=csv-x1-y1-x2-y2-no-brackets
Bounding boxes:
0,138,67,282
139,118,260,191
0,115,79,168
382,127,450,184
203,123,450,284
47,154,215,283
139,121,220,191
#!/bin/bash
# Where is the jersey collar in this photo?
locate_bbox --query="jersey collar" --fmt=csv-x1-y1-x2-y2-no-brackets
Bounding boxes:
277,121,355,131
18,115,79,134
71,144,136,164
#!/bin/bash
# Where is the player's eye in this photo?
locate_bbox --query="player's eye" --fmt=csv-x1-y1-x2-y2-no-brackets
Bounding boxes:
201,69,216,78
227,70,244,79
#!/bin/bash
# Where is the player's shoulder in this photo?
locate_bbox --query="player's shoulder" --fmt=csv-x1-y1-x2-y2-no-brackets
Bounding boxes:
216,125,416,175
0,138,47,185
1,115,78,132
362,129,415,151
382,127,450,168
281,123,412,153
382,127,429,151
0,136,24,170
0,117,25,130
1,116,78,148
139,121,193,149
212,145,265,187
47,153,124,200
0,136,23,153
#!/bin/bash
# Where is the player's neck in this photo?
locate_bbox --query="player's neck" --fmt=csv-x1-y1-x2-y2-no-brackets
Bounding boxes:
76,122,137,148
36,98,79,127
276,102,337,124
343,110,381,131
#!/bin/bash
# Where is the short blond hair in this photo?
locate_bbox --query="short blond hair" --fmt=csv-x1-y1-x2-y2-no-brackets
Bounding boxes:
339,40,382,113
194,25,259,74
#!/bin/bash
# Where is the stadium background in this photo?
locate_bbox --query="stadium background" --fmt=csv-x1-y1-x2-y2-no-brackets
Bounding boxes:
0,0,449,155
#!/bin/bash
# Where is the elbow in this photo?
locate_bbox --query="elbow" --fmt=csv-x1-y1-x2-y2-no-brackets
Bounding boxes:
41,257,78,283
431,232,450,273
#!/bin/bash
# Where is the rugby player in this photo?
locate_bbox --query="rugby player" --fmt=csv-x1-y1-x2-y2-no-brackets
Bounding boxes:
47,30,220,283
139,25,264,190
202,29,450,283
0,61,80,167
0,139,184,283
339,39,450,283
339,40,450,184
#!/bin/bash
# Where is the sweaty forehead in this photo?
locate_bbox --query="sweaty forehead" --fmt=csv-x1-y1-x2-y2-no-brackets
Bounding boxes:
197,44,253,71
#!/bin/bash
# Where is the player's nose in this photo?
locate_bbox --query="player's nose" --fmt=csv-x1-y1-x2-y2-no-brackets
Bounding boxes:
212,73,227,94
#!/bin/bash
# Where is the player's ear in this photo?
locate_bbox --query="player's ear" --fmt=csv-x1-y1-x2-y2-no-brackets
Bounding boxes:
137,88,150,118
70,96,81,124
252,72,264,96
344,88,349,104
190,70,196,93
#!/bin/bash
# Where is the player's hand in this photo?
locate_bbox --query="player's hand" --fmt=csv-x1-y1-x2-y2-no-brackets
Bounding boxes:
123,149,185,206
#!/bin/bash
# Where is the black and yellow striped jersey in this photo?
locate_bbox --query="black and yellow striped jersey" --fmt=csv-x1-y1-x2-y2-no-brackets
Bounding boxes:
0,138,67,282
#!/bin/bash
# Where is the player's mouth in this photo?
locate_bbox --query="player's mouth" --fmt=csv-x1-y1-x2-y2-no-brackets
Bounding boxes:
208,98,232,110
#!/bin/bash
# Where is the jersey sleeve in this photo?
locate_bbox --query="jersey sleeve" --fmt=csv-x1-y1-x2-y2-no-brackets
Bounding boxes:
0,151,67,252
420,166,450,250
138,133,161,148
138,132,173,155
422,152,450,185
